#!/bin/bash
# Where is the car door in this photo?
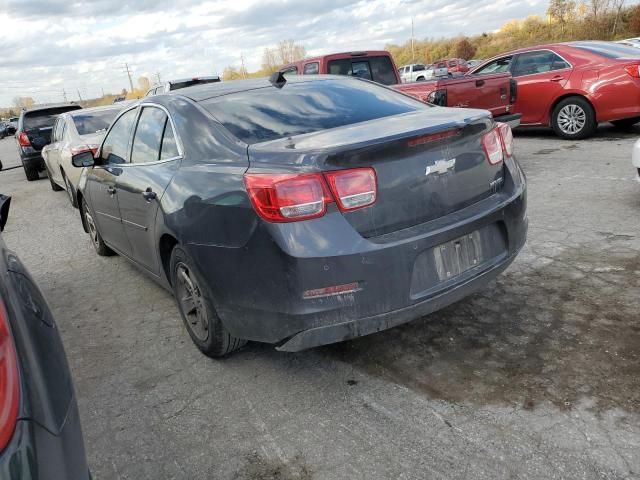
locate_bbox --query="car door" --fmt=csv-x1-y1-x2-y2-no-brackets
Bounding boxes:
509,50,572,124
116,105,181,274
86,107,139,256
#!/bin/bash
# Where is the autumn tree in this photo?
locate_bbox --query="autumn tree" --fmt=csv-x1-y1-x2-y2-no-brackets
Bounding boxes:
12,96,34,109
629,4,640,34
454,38,477,60
547,0,576,34
137,76,151,92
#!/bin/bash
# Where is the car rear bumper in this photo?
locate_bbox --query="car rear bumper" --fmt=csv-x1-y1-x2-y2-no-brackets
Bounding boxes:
188,156,527,350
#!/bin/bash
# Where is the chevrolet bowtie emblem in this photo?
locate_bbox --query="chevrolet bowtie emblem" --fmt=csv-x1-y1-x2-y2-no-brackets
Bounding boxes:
425,158,456,176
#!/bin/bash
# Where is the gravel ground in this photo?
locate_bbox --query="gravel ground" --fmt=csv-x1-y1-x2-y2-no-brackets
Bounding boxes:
0,125,638,480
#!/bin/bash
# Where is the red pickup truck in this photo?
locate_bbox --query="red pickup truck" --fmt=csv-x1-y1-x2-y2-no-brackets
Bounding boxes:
280,51,520,126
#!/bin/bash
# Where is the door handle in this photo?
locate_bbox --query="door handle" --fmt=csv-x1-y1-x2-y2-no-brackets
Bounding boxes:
475,79,485,87
107,186,116,195
142,188,157,201
550,75,564,82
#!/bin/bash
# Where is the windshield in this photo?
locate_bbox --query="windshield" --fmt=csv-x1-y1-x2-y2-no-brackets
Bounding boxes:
72,109,120,135
23,106,81,130
201,78,425,144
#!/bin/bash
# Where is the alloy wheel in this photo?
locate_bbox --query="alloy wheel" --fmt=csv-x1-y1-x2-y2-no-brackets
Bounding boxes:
175,263,209,342
557,104,586,135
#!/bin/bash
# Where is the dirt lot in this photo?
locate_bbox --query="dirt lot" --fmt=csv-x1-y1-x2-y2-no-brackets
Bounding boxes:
0,126,639,480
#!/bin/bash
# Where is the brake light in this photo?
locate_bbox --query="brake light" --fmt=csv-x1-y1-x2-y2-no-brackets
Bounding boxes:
481,128,504,165
0,300,19,452
324,168,377,211
624,64,640,78
244,173,331,222
408,129,459,147
71,144,98,156
496,123,514,157
17,133,30,147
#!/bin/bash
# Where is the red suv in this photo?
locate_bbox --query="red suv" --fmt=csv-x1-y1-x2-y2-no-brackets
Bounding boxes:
470,41,640,139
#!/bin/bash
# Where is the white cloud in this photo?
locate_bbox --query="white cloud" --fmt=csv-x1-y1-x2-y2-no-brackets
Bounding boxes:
0,0,550,106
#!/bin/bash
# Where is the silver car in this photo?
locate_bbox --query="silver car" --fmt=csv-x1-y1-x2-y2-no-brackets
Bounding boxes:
42,104,127,207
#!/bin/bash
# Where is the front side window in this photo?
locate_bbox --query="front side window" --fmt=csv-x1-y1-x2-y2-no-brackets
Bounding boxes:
131,107,168,164
413,64,426,72
512,51,570,77
303,62,319,75
100,108,138,164
473,56,513,75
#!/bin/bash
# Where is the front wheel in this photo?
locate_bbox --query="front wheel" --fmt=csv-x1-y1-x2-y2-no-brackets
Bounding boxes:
170,246,246,357
82,199,113,256
551,97,597,140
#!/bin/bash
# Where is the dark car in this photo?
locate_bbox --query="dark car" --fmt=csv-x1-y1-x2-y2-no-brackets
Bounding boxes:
15,103,82,181
71,75,527,357
0,195,90,478
144,75,221,96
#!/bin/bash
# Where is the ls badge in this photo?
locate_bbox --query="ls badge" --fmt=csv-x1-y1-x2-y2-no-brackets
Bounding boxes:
425,158,456,176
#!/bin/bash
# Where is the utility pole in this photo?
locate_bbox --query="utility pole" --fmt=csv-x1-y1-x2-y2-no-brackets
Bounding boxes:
240,53,247,79
155,72,161,83
62,88,68,102
101,87,105,97
411,17,415,63
77,89,83,102
123,62,135,92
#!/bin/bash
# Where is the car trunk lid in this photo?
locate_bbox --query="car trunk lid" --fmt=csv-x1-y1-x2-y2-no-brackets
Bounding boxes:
248,108,504,237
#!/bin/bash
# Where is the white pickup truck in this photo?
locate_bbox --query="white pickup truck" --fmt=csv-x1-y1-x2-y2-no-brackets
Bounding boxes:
398,63,448,82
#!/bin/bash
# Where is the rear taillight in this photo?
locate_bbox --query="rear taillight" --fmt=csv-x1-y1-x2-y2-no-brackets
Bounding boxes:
0,300,19,452
481,128,504,165
324,168,376,212
71,144,99,156
244,173,331,222
17,133,30,147
496,123,514,157
244,168,377,222
624,64,640,78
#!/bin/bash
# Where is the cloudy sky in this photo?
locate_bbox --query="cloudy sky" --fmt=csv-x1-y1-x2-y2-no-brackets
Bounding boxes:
0,0,548,107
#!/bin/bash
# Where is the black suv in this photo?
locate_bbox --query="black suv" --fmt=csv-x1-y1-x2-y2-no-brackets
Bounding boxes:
15,104,82,181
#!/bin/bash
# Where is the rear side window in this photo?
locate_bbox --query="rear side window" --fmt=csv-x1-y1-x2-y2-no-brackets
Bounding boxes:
23,106,81,130
570,41,640,59
327,56,397,85
200,78,425,144
72,109,119,135
413,64,426,72
303,62,319,75
131,107,167,164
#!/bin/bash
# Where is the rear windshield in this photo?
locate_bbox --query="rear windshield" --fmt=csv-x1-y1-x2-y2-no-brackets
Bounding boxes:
201,78,425,144
72,109,120,135
169,78,220,91
23,106,81,130
327,56,398,85
570,41,640,59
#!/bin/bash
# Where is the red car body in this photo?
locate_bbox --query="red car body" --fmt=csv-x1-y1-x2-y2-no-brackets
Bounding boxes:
470,41,640,129
437,58,470,74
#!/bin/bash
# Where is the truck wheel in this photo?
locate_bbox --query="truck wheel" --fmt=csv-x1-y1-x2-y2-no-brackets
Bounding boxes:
611,117,640,129
23,165,39,181
551,96,597,140
416,76,425,81
170,246,247,358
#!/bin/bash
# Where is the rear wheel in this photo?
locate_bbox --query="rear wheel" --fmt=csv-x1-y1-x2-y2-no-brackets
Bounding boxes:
82,199,113,256
170,246,246,357
45,165,63,191
23,164,39,181
62,172,78,208
416,76,425,81
611,117,640,129
551,96,597,140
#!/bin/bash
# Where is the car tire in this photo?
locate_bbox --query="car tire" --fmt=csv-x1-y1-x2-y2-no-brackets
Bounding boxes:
551,96,597,140
611,117,640,129
63,172,78,208
45,165,63,191
170,246,247,358
81,199,113,256
23,164,39,181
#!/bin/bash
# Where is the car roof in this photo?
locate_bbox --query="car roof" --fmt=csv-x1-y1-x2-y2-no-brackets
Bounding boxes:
67,103,131,117
176,75,344,102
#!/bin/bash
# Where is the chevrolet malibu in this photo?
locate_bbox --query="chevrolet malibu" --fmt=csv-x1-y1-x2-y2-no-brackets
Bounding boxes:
71,75,527,357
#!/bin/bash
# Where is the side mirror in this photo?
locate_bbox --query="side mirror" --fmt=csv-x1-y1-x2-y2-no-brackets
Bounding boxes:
72,151,95,168
0,195,11,232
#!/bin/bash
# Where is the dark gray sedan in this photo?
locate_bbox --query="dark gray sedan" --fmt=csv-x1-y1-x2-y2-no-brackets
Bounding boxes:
71,75,527,357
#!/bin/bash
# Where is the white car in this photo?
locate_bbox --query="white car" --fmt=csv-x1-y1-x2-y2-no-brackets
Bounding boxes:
42,104,128,207
633,138,640,182
398,64,430,83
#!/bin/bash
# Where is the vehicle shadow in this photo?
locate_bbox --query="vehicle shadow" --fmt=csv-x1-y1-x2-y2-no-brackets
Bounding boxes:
274,234,640,414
